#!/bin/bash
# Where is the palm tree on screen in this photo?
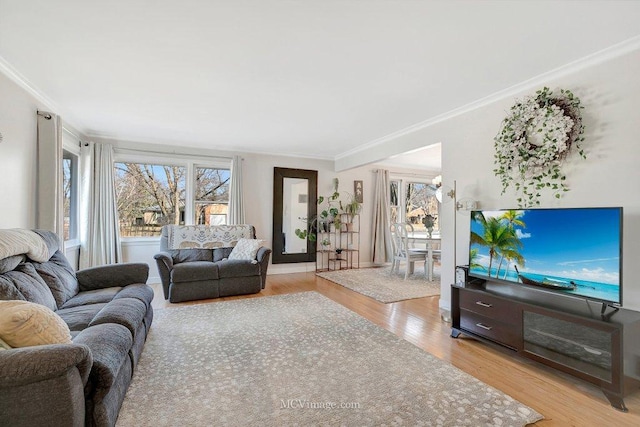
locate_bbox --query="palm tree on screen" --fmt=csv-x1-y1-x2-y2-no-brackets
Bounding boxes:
472,217,522,278
469,248,485,271
495,210,526,277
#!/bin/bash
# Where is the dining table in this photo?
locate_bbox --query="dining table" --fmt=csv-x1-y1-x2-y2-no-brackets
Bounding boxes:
407,232,441,281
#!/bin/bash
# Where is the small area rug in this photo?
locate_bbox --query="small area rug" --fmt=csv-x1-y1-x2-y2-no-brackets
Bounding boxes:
317,266,440,303
117,292,542,426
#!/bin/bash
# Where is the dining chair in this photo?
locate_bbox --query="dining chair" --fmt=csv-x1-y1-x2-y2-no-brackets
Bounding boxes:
390,222,429,280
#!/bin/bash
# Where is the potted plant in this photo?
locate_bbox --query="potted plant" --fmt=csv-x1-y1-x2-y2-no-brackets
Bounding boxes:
296,178,340,241
320,238,331,250
332,214,342,232
340,193,361,232
294,216,318,242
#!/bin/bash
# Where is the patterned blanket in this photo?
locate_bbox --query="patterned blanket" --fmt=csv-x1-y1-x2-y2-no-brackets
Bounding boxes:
166,225,255,249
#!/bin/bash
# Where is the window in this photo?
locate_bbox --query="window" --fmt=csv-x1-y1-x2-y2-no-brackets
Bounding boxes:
195,167,230,225
389,178,440,233
405,182,439,232
390,180,400,224
114,160,231,237
114,163,187,237
62,149,79,241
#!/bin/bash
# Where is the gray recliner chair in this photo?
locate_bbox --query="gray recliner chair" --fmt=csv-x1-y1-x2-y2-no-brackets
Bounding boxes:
154,225,271,303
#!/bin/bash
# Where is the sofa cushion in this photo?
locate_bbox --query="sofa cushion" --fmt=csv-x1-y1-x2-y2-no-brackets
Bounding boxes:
213,247,233,262
228,238,263,260
0,274,26,301
61,287,122,309
0,300,72,347
89,298,148,339
73,323,132,390
170,249,213,263
171,261,219,282
57,303,108,332
113,284,154,308
32,229,62,258
1,263,57,311
33,252,80,308
0,255,25,274
217,259,261,278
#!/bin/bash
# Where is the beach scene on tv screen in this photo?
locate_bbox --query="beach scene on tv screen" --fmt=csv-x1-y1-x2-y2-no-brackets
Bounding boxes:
469,208,621,303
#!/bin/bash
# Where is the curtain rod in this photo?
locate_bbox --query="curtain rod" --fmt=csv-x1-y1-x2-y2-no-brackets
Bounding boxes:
114,146,241,161
371,169,437,178
37,110,53,120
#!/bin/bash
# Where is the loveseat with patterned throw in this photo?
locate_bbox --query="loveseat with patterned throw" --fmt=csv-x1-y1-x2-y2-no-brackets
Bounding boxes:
154,224,271,303
0,229,154,427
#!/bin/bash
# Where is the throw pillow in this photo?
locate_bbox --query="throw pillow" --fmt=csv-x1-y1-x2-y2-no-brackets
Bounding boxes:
0,300,72,348
228,239,263,261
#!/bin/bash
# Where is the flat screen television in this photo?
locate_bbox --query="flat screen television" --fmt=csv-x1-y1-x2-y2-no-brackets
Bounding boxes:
468,207,623,306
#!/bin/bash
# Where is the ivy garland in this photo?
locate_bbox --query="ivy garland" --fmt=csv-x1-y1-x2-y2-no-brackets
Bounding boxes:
493,87,586,207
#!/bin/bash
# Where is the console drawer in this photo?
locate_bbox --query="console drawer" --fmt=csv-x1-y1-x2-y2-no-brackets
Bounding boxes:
460,309,520,350
459,289,519,322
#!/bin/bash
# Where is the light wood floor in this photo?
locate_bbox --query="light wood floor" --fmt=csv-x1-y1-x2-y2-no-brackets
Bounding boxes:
150,272,640,426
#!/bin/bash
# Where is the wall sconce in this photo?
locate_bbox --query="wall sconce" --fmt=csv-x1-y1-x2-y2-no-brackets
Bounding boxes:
456,198,478,211
444,184,478,211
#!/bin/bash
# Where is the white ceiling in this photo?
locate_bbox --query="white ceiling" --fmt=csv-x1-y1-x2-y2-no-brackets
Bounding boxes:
1,1,639,163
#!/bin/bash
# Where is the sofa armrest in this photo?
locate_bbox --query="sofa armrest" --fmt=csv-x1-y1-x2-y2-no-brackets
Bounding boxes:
256,247,272,289
154,252,173,300
0,344,92,427
76,263,149,291
0,343,92,386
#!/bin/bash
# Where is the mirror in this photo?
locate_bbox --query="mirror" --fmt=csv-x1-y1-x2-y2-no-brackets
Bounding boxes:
272,167,317,264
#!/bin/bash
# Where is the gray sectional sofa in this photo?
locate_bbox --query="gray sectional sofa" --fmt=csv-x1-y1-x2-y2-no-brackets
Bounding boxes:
154,224,271,303
0,230,153,427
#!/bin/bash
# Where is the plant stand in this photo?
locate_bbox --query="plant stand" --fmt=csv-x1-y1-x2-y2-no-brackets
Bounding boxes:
316,214,359,271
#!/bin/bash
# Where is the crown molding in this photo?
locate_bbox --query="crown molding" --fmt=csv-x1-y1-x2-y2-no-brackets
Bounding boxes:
0,54,87,134
85,131,335,162
0,54,60,112
335,35,640,162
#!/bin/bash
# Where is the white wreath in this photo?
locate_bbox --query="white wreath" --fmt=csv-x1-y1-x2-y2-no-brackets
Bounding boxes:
494,87,585,206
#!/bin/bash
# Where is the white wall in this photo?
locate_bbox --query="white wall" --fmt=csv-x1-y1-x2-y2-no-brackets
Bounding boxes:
0,72,41,228
338,48,640,312
0,73,85,269
445,49,640,312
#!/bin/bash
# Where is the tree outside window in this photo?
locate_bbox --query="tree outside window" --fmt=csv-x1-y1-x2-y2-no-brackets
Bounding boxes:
390,180,399,224
62,150,78,241
405,182,439,232
195,167,230,225
114,163,186,237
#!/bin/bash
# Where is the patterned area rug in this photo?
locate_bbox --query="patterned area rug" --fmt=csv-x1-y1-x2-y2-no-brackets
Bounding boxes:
117,292,543,426
317,266,440,303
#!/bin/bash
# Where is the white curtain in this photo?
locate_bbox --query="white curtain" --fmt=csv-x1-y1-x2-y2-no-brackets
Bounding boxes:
79,142,122,268
36,111,63,240
371,169,392,264
228,155,245,224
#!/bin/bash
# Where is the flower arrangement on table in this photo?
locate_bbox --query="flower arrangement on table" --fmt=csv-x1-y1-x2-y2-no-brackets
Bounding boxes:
493,87,586,207
422,214,436,237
